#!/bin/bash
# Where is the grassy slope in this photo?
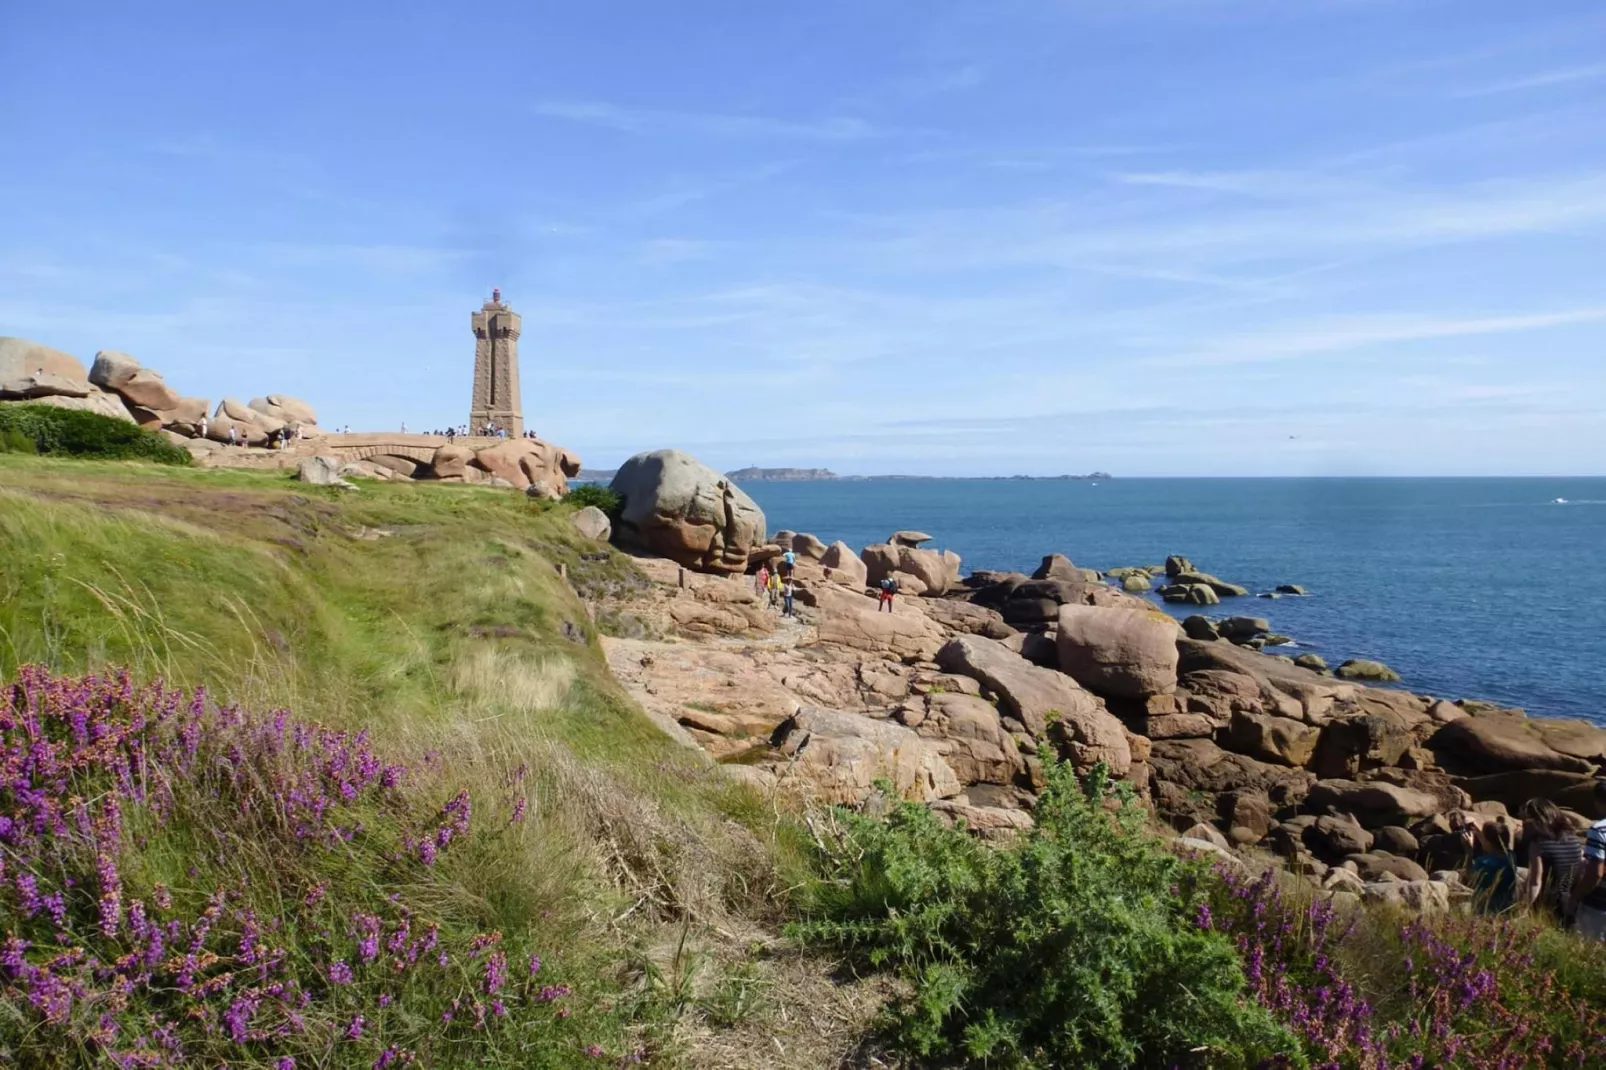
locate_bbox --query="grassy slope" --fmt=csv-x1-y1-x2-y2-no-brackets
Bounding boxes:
0,454,818,1065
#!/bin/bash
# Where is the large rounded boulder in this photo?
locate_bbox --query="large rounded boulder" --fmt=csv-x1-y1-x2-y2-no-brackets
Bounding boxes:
609,449,767,574
1055,605,1180,699
472,438,581,498
0,337,90,383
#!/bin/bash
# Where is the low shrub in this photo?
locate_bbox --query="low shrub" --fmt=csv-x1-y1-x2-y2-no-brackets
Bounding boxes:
0,405,191,465
0,667,634,1067
564,483,622,517
788,755,1297,1068
1207,864,1606,1067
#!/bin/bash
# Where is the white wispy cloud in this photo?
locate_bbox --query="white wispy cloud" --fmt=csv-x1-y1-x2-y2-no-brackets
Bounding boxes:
531,100,882,141
1148,307,1606,368
1456,64,1606,97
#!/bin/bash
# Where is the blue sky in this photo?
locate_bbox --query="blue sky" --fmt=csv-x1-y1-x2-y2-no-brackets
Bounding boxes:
2,0,1604,476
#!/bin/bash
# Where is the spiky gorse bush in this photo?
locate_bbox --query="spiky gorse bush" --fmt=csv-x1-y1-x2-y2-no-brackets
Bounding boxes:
789,755,1297,1068
1208,866,1606,1068
0,666,633,1067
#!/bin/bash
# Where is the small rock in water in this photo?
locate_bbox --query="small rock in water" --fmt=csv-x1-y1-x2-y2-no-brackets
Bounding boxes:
1335,658,1401,683
1294,653,1329,673
1276,584,1307,595
1259,592,1281,599
1263,634,1294,647
1121,573,1152,592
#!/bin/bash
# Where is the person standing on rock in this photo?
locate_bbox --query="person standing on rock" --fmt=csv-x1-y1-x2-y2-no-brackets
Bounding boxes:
227,425,237,447
782,578,796,618
754,563,770,599
1520,798,1584,922
878,575,898,612
780,548,796,580
766,567,782,608
1568,782,1606,941
199,415,208,440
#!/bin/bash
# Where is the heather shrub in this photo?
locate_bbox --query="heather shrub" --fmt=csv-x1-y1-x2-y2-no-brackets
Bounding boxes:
1207,865,1606,1067
0,666,640,1067
0,405,190,465
564,483,622,518
788,756,1298,1068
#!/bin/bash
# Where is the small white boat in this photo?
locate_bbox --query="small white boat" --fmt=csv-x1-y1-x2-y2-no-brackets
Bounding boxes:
1555,497,1569,504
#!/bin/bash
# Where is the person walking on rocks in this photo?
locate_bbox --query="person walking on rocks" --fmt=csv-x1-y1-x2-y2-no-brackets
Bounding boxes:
782,578,796,618
878,575,898,612
754,563,770,599
226,425,237,447
766,567,782,608
1568,782,1606,941
779,548,797,580
199,415,208,440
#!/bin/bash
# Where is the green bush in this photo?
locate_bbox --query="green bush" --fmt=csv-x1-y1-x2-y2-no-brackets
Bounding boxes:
0,404,191,465
563,482,621,516
788,755,1297,1068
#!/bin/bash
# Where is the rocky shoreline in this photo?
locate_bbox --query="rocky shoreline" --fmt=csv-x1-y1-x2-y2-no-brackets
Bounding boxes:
582,448,1606,917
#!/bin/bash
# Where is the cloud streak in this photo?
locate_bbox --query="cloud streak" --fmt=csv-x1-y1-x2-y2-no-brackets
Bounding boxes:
531,100,884,141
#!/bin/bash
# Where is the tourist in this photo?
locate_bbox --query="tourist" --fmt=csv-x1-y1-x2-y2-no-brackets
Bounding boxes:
782,578,796,618
1520,797,1584,921
227,425,237,447
198,415,208,439
878,575,898,612
754,563,770,598
766,567,782,608
446,427,455,444
401,421,407,434
1568,782,1606,941
1463,817,1519,915
779,548,797,579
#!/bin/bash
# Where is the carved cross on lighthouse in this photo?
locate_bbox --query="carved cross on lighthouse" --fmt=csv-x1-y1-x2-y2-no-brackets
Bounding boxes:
469,287,524,436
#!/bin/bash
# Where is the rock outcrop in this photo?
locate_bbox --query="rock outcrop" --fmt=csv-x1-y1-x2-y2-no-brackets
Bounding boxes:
571,506,612,542
819,541,869,587
1054,605,1179,699
936,635,1130,775
769,706,961,805
472,438,581,498
610,450,766,574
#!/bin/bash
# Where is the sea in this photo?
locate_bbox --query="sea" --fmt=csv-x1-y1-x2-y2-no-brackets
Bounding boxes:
738,478,1606,726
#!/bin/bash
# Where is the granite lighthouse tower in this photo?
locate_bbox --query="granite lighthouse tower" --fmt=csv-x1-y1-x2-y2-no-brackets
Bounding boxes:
469,288,524,436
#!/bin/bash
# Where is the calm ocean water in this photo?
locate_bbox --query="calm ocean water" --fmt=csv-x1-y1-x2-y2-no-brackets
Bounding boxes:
738,478,1606,725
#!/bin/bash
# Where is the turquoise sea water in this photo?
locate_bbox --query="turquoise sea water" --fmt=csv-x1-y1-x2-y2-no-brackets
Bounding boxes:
738,478,1606,725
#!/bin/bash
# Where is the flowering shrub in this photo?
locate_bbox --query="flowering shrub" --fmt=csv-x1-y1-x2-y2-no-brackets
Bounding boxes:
789,756,1296,1068
1208,865,1606,1068
0,666,632,1067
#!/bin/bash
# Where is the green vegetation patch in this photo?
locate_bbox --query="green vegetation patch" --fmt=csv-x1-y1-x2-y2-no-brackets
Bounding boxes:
789,756,1294,1068
0,404,192,464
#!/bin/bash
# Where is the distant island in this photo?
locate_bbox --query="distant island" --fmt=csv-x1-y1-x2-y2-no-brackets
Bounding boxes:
725,466,839,482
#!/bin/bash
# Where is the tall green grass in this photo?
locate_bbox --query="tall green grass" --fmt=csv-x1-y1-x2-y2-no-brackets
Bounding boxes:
0,454,813,1066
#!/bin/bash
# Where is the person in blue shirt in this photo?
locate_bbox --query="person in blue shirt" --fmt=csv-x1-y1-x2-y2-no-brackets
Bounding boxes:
1464,817,1519,915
